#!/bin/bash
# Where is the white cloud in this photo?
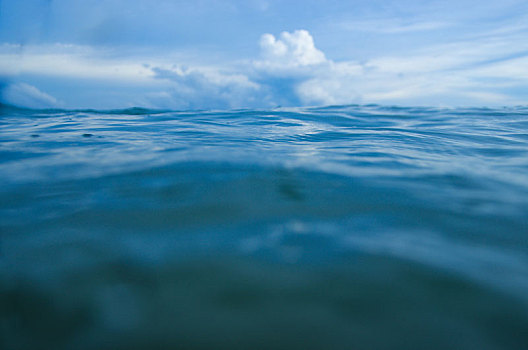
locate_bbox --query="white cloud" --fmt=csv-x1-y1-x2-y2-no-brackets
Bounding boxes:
0,43,155,82
146,30,335,108
149,65,261,109
2,82,59,108
293,61,365,105
1,27,527,109
339,19,451,34
257,30,327,69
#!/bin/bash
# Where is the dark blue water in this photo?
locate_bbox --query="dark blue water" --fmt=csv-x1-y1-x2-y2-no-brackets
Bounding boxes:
1,103,528,349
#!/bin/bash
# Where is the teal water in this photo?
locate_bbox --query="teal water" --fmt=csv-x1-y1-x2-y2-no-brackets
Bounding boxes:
1,103,528,349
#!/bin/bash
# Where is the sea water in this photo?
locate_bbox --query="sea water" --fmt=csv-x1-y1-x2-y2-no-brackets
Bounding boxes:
1,103,528,349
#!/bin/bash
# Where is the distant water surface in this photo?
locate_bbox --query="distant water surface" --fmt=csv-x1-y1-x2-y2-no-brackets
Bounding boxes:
1,103,528,349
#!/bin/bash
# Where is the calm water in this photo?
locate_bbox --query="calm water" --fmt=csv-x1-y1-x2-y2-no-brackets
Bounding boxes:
1,103,528,349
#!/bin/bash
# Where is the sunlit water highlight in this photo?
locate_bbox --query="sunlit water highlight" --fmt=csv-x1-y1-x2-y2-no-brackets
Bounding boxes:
1,103,528,349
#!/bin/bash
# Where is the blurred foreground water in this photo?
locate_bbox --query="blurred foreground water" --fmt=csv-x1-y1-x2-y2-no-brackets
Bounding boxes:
1,103,528,349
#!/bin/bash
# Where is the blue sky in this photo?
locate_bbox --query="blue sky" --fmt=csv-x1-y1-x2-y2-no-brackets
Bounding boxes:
1,0,527,109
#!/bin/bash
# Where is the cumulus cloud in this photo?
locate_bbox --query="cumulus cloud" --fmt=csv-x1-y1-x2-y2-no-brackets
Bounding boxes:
1,83,59,108
146,30,343,109
252,30,363,106
257,30,327,69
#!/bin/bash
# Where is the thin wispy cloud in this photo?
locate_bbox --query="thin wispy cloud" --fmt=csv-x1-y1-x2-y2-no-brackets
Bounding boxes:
338,19,452,34
2,82,59,108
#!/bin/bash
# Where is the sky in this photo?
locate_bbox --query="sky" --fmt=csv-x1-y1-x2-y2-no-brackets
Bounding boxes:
0,0,527,109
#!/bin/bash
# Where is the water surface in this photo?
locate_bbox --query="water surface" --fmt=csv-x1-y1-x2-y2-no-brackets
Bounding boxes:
1,103,528,349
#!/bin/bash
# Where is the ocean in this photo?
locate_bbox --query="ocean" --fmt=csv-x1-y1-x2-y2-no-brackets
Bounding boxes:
1,103,528,349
